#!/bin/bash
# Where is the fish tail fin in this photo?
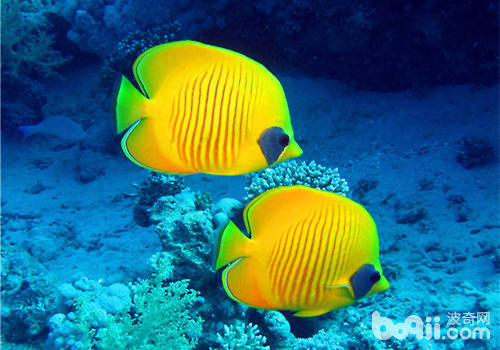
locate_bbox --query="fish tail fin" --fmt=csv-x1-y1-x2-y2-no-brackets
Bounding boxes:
215,221,251,270
114,76,151,134
17,125,34,139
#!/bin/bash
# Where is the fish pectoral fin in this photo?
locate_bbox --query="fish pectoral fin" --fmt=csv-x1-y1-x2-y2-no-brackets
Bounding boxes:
324,283,355,300
293,308,332,317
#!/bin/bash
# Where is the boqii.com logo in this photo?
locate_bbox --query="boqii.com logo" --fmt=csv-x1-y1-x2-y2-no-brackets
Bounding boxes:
371,311,491,341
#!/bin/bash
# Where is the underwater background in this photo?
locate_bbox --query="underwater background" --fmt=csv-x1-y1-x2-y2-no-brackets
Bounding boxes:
1,0,499,349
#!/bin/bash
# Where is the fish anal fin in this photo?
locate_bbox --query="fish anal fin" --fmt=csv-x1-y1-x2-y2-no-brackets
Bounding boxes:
293,308,332,317
122,119,193,174
318,282,356,312
222,257,272,310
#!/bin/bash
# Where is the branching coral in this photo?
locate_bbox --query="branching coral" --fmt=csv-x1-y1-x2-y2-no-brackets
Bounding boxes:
96,256,203,349
245,160,350,200
216,321,270,350
108,22,182,74
96,280,202,349
48,255,203,350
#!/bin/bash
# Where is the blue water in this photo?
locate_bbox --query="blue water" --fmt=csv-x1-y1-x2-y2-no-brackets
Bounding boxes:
2,1,499,349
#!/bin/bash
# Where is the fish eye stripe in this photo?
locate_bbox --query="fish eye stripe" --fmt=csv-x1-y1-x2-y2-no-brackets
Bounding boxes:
258,126,288,165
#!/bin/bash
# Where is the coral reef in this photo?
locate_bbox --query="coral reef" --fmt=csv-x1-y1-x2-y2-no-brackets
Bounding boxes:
1,0,70,84
212,197,245,230
142,175,242,284
194,191,213,211
244,160,349,201
0,0,493,92
59,1,499,90
97,20,182,92
1,239,61,343
5,164,498,349
215,321,270,350
151,191,217,282
63,0,187,59
223,0,499,89
47,278,132,349
47,255,203,349
132,172,186,227
145,181,269,348
263,311,294,348
149,181,247,284
108,22,181,74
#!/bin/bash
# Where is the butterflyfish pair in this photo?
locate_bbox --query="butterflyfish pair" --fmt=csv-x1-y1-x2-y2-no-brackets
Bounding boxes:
215,185,389,317
114,40,302,175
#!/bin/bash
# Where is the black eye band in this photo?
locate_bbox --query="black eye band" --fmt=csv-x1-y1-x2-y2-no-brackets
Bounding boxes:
258,126,289,165
350,264,381,300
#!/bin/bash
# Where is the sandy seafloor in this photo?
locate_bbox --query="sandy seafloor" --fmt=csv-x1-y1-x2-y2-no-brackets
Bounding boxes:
2,64,499,348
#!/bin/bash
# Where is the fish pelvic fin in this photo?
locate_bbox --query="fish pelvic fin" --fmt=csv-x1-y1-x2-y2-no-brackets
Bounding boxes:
325,283,355,300
115,76,151,134
215,221,251,270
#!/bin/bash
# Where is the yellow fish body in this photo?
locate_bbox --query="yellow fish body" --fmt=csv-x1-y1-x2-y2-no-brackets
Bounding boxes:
114,40,302,175
215,185,389,317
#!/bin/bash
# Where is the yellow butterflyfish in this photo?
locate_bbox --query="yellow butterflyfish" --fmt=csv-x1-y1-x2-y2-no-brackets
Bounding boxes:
215,185,389,317
114,40,302,175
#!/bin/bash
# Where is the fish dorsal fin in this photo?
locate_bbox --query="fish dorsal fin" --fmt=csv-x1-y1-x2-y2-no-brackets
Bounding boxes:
318,282,355,312
243,185,337,239
133,41,203,98
132,40,256,99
